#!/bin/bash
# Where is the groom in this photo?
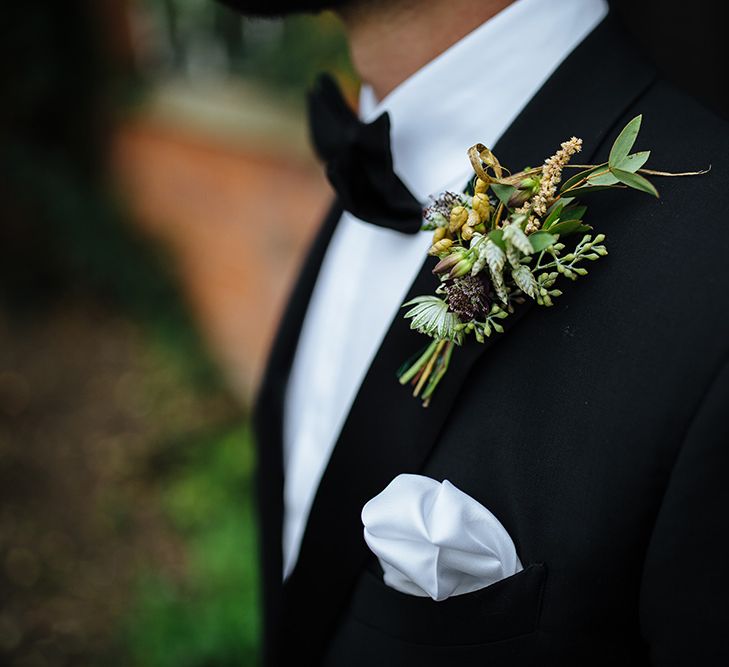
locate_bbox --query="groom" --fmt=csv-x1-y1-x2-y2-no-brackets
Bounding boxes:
220,0,729,664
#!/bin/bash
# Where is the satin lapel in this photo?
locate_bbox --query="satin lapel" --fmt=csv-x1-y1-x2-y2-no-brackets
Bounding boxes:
252,201,341,665
279,14,656,666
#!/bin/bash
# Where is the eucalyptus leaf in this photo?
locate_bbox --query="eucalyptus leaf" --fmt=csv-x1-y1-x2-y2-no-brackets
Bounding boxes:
560,184,621,197
547,219,593,236
608,115,642,167
611,167,659,197
559,204,586,220
615,150,650,173
543,200,567,228
546,197,573,217
588,171,620,186
529,231,558,253
543,217,559,231
491,183,517,207
560,165,604,193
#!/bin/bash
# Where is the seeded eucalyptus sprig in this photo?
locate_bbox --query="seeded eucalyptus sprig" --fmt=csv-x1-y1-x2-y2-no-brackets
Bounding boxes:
398,115,708,407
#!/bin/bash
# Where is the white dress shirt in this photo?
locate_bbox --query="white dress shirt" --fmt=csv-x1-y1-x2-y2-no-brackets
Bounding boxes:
282,0,609,578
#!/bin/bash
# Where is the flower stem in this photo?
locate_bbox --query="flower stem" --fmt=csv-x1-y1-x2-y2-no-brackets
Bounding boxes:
421,341,455,406
398,340,438,385
413,339,446,398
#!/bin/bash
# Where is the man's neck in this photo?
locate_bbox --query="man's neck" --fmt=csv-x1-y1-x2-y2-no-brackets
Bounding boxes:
338,0,516,101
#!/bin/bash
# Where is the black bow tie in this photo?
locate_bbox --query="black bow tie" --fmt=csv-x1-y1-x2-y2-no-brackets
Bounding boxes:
307,74,423,234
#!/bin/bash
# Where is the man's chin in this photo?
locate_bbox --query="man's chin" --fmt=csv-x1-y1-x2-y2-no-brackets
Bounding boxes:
217,0,350,16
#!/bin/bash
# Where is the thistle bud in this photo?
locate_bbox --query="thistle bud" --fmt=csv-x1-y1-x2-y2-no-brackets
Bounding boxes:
474,178,488,195
449,206,469,233
428,238,454,257
472,192,491,221
432,250,462,273
432,226,447,244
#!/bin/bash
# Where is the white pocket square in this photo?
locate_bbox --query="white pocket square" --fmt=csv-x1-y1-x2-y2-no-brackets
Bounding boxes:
362,474,522,601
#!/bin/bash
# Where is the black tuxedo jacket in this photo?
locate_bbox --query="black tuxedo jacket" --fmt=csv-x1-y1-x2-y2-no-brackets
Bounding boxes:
253,14,729,667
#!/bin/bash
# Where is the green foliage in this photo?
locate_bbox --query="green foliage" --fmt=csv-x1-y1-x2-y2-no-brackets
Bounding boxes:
122,425,261,667
487,228,506,250
502,220,533,255
534,233,608,289
611,168,659,197
588,170,621,186
560,116,659,198
559,166,603,193
479,303,509,338
614,150,651,173
559,182,617,197
490,183,517,207
512,264,538,298
543,199,568,227
546,219,592,236
401,113,700,405
560,205,587,222
607,116,658,197
608,114,643,166
403,296,463,343
528,231,559,253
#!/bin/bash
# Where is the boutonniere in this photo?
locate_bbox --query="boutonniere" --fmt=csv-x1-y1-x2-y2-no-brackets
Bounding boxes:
398,115,707,406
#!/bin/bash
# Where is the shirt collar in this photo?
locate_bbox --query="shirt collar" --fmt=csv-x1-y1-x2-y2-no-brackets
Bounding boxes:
358,0,609,202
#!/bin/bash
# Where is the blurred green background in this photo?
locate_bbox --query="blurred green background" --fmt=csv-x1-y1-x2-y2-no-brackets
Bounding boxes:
0,1,350,666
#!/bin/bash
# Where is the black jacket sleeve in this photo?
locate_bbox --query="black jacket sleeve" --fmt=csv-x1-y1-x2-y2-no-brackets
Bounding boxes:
639,352,729,665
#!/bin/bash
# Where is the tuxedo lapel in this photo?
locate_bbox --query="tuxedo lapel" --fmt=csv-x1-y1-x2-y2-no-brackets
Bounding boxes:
252,201,342,664
276,15,656,665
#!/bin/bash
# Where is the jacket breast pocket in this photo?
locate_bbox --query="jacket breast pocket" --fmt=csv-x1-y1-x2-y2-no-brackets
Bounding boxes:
348,562,547,647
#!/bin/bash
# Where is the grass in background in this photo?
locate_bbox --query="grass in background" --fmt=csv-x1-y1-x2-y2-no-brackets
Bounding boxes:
123,426,260,667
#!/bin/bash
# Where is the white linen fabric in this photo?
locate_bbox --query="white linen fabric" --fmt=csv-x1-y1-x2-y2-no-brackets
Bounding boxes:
362,475,522,600
282,0,609,579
